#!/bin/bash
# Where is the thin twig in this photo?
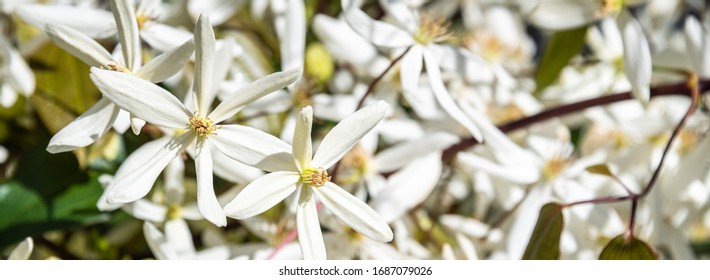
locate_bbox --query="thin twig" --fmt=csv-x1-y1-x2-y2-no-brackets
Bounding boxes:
355,46,412,110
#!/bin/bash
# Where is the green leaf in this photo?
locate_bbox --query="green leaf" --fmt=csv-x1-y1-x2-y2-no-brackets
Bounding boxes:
599,234,659,260
523,203,564,260
0,181,48,230
534,25,588,95
586,164,614,177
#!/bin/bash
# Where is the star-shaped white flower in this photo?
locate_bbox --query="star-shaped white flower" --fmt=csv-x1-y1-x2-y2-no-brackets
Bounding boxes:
224,102,394,260
44,0,196,153
343,1,483,140
90,14,301,227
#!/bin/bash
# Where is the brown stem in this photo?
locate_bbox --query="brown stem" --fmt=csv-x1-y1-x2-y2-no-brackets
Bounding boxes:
355,46,412,110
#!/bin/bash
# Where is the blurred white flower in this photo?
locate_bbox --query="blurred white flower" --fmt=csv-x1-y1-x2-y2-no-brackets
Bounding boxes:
6,237,33,260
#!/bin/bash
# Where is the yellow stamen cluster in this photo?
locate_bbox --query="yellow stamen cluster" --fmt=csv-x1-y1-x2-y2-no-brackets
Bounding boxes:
106,62,129,73
598,0,624,17
167,203,181,220
414,14,451,45
542,156,571,181
300,167,330,187
189,114,218,137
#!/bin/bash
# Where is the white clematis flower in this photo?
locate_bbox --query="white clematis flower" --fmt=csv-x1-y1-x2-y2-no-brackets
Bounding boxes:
7,237,33,260
44,0,195,153
90,14,301,227
224,102,394,260
343,1,483,140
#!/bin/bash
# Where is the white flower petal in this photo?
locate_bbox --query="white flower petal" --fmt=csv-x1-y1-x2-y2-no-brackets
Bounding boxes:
97,137,169,211
121,199,167,222
107,132,195,204
90,68,191,129
223,171,299,219
135,38,195,83
8,237,33,260
293,106,313,171
311,15,381,71
47,97,119,153
276,0,306,73
399,46,423,94
314,182,393,242
210,124,296,172
165,218,197,259
195,138,226,226
423,48,483,140
187,0,246,26
143,222,178,260
44,23,114,67
371,154,441,223
110,0,141,70
208,68,302,123
3,41,35,95
622,16,652,104
373,132,458,172
684,16,710,77
343,6,414,48
1,84,18,108
526,0,599,30
140,23,194,53
194,14,216,115
312,100,387,169
297,186,327,260
17,4,116,38
210,142,264,184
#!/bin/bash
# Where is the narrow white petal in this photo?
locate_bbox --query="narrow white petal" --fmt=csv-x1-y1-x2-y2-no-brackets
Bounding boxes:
47,97,119,153
343,7,414,48
195,138,226,226
399,46,423,94
373,132,458,172
223,171,300,219
210,124,297,172
112,108,131,133
312,100,388,169
107,132,195,204
8,237,33,260
314,182,393,242
194,14,216,115
165,219,197,259
143,222,178,260
135,38,195,83
311,15,380,70
140,23,194,53
110,0,141,70
276,0,306,72
97,137,170,211
684,17,710,77
370,154,441,223
297,187,327,260
187,0,246,26
44,23,114,67
121,199,167,222
208,68,302,123
4,42,35,95
380,0,418,33
526,0,599,30
423,48,483,140
293,106,313,171
90,68,191,129
622,17,652,104
210,142,264,184
17,4,116,38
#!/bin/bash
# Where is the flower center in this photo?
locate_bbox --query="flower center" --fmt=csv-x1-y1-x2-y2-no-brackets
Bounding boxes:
542,156,571,181
300,167,330,187
106,62,129,73
189,114,218,137
166,203,181,220
414,14,451,45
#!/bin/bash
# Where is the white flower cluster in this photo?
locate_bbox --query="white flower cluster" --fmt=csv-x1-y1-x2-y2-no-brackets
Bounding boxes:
2,0,710,260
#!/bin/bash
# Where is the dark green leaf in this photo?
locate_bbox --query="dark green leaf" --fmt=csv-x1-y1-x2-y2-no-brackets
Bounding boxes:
599,234,659,260
523,203,564,260
534,26,588,95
